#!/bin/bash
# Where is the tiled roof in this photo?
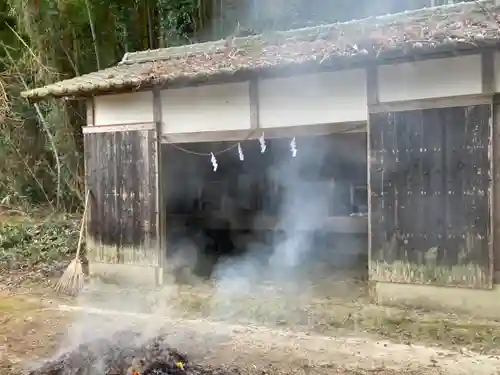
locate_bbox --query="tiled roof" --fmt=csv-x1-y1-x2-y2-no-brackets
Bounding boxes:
22,1,500,100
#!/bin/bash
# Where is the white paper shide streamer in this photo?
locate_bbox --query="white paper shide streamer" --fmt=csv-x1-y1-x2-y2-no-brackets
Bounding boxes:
259,133,266,153
238,142,244,161
290,137,297,157
210,152,218,171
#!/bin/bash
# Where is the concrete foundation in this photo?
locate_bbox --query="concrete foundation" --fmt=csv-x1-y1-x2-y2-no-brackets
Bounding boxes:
89,262,159,286
376,282,500,318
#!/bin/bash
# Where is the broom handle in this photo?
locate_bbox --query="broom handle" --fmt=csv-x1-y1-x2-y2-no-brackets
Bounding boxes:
75,190,90,259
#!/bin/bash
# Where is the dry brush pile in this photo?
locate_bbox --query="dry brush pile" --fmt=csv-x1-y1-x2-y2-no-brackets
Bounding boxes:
26,331,238,375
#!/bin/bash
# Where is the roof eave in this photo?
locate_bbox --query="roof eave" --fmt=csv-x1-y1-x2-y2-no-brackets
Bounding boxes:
22,42,496,101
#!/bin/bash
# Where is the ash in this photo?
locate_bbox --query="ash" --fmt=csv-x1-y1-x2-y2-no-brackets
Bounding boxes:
26,331,238,375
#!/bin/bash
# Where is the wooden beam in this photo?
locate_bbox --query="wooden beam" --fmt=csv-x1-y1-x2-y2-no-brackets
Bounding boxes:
369,94,492,113
161,121,366,144
82,122,155,134
481,50,495,94
249,79,260,129
366,65,379,106
165,213,368,233
86,97,95,126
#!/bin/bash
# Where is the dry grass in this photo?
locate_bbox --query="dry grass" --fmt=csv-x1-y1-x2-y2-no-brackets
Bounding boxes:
0,291,70,374
1,277,500,375
155,276,500,355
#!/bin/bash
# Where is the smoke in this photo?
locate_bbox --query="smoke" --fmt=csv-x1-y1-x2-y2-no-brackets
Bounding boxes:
205,134,367,322
194,0,454,41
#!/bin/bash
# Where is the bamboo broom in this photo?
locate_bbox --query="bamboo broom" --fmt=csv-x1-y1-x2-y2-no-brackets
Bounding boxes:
55,189,90,295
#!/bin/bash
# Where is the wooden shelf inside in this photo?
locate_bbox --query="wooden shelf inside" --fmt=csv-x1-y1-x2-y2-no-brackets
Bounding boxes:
166,213,368,233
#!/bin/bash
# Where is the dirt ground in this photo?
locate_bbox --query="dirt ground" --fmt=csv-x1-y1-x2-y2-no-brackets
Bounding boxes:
2,270,500,375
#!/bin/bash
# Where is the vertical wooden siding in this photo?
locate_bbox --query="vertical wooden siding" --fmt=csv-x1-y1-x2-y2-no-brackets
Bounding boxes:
84,129,159,266
369,104,492,289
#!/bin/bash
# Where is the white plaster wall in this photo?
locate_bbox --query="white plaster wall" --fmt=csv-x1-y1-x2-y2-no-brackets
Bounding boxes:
258,70,367,128
93,91,154,126
378,55,482,102
160,82,251,134
93,55,488,133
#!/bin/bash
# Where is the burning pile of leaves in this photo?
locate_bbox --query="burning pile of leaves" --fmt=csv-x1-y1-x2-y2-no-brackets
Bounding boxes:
26,331,238,375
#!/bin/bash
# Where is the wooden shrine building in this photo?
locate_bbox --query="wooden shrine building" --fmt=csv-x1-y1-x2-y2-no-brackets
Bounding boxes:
22,1,500,316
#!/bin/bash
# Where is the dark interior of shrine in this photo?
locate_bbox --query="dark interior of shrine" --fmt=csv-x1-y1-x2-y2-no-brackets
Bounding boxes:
161,131,369,284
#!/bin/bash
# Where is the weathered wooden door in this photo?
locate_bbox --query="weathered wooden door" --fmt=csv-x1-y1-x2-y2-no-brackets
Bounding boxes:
369,104,493,289
83,125,161,284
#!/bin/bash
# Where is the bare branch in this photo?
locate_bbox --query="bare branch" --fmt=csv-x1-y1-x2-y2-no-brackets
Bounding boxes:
2,45,62,211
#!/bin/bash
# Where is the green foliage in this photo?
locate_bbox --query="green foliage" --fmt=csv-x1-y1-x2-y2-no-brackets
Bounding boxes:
0,216,80,266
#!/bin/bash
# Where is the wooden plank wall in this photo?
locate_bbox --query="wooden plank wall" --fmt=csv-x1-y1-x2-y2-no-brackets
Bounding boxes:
84,129,159,266
369,104,493,289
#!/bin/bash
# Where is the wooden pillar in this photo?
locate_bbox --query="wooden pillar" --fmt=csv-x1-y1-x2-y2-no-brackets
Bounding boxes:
249,78,260,130
366,64,379,299
481,50,497,284
86,97,95,126
153,87,164,286
492,96,500,283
